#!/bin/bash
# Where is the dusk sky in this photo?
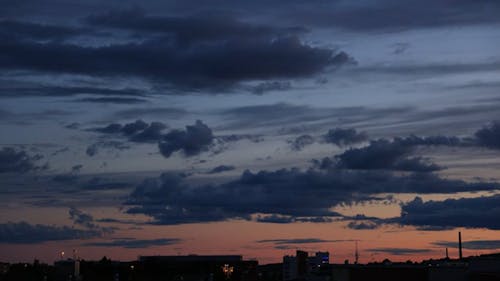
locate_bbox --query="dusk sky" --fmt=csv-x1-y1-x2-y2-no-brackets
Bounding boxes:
1,0,500,265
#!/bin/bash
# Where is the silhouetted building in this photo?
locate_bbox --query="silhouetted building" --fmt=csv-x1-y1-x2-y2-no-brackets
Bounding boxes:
136,255,257,281
467,253,500,280
1,261,53,281
308,252,329,272
257,263,282,281
283,255,297,281
332,264,428,281
3,250,500,281
296,251,308,279
283,251,330,281
331,263,464,281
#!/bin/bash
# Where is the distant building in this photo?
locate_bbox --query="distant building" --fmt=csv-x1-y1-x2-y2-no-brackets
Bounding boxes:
283,251,330,281
330,260,471,281
308,252,329,272
137,255,257,281
283,255,298,281
467,253,500,280
257,263,282,281
296,251,308,278
139,255,243,263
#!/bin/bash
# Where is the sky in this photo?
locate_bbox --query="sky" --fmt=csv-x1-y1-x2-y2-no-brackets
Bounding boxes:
1,0,500,265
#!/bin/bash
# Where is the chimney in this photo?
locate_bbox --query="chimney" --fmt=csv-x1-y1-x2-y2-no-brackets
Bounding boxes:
446,248,449,259
458,232,463,260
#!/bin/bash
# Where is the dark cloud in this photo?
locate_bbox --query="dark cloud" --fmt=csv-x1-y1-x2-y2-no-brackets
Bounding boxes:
121,120,149,136
69,207,99,229
311,157,336,170
331,139,442,172
76,97,148,104
320,134,465,172
85,9,283,45
85,145,97,156
0,222,102,244
86,141,130,157
0,26,350,91
52,173,79,183
84,238,181,248
323,128,368,146
393,135,463,147
52,164,83,183
251,81,291,95
474,122,500,149
395,195,500,230
347,221,380,230
0,19,86,41
221,103,314,129
94,123,123,134
90,120,214,157
71,164,83,173
295,217,335,223
221,103,412,132
81,177,131,190
289,135,315,151
47,173,132,192
433,240,500,250
414,225,454,231
223,103,310,120
283,0,500,31
392,43,410,55
351,61,500,79
0,84,146,98
125,168,499,225
207,165,236,174
91,120,168,143
257,238,332,244
51,146,70,156
255,215,296,224
0,109,11,119
3,0,500,32
95,218,144,225
216,134,263,143
0,109,74,123
0,147,45,173
69,207,115,235
255,214,335,224
158,120,213,157
369,248,432,256
343,214,389,231
113,107,187,119
65,123,80,129
129,122,168,143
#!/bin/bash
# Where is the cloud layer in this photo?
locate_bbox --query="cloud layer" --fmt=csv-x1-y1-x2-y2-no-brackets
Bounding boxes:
0,147,45,173
84,238,181,248
0,14,351,92
397,195,500,230
125,167,499,225
0,222,102,243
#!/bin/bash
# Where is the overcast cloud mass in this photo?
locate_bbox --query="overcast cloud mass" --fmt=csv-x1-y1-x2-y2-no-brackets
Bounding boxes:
1,0,500,264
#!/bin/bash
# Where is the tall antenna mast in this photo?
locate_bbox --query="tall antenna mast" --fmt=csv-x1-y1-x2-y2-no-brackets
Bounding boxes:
458,232,463,260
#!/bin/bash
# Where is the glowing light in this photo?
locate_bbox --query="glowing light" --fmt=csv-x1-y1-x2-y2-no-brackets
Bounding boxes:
222,264,234,279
